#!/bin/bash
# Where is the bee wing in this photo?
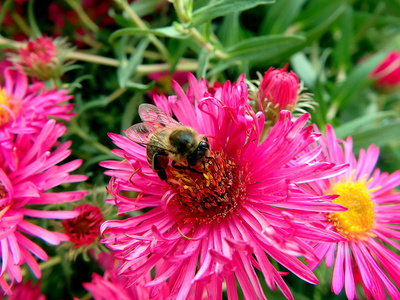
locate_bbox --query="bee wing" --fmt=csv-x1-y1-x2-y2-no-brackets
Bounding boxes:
125,122,155,145
125,122,174,153
138,104,180,129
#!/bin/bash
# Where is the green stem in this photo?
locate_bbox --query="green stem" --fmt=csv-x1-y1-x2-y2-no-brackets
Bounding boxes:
188,28,228,60
70,118,112,155
173,0,191,23
115,0,170,61
64,0,99,32
0,0,13,33
11,11,32,36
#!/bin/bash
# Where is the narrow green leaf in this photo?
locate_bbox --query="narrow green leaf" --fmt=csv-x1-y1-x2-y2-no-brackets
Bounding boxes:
260,0,305,35
190,0,275,27
290,52,317,89
351,121,400,152
117,38,150,87
129,0,161,17
225,35,305,62
109,26,189,43
330,51,387,109
196,49,210,79
28,0,41,37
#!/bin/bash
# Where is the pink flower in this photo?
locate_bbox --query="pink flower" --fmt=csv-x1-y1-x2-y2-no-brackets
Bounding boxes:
100,74,347,299
260,65,299,111
306,125,400,299
0,120,88,294
62,204,105,248
83,269,168,300
370,51,400,91
0,280,45,300
0,67,74,154
146,71,190,99
11,36,71,81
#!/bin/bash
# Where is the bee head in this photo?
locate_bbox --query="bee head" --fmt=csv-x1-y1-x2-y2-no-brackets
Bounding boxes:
187,136,210,166
169,130,197,155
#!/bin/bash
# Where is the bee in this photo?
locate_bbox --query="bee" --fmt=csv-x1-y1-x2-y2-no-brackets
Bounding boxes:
126,104,211,181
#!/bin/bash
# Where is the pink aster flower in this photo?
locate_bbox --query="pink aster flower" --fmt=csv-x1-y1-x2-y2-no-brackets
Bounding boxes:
306,125,400,299
0,119,88,294
12,36,72,81
83,269,168,300
369,50,400,92
0,280,45,300
100,74,347,299
0,67,74,155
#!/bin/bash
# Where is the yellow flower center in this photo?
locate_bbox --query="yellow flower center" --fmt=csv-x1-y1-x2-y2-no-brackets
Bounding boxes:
326,179,376,240
0,89,17,127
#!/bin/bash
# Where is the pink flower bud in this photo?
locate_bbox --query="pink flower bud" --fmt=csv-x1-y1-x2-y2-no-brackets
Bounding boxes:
370,51,400,92
260,65,299,110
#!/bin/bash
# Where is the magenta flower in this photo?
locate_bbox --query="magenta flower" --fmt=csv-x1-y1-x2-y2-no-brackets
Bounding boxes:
0,120,88,294
370,50,400,92
101,74,347,299
14,36,71,81
0,280,45,300
83,269,168,300
0,67,74,156
260,65,299,111
306,125,400,299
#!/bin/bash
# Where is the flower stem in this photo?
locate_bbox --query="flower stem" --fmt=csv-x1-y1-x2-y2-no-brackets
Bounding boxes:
114,0,170,61
173,0,191,23
70,118,112,155
64,0,99,32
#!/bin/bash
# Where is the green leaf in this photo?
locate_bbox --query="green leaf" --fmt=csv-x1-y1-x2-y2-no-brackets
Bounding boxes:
196,49,210,78
290,52,317,89
335,111,399,139
28,0,41,37
351,120,400,152
129,0,161,17
259,0,305,35
109,26,189,42
330,51,387,110
117,38,150,87
225,35,305,62
190,0,275,27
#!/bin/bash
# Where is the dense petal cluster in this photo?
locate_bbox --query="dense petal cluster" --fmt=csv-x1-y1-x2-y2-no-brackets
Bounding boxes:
0,120,87,293
305,125,400,299
101,74,348,299
0,68,74,152
62,204,105,248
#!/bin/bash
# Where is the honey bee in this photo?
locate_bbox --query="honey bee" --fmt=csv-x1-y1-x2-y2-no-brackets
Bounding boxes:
126,104,211,181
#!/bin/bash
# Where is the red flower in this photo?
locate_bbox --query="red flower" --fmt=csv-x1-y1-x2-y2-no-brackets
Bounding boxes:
370,51,400,91
62,204,105,248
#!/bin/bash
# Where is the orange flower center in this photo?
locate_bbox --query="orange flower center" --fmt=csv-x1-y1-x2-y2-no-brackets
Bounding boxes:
0,89,20,127
169,150,246,223
326,179,376,240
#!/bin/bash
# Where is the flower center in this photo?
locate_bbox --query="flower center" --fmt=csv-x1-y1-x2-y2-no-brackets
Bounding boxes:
169,150,245,223
0,184,12,219
326,180,376,240
0,89,20,127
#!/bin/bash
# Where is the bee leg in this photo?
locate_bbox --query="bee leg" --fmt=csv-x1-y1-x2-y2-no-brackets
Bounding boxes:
206,156,219,170
171,161,203,174
153,154,169,182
